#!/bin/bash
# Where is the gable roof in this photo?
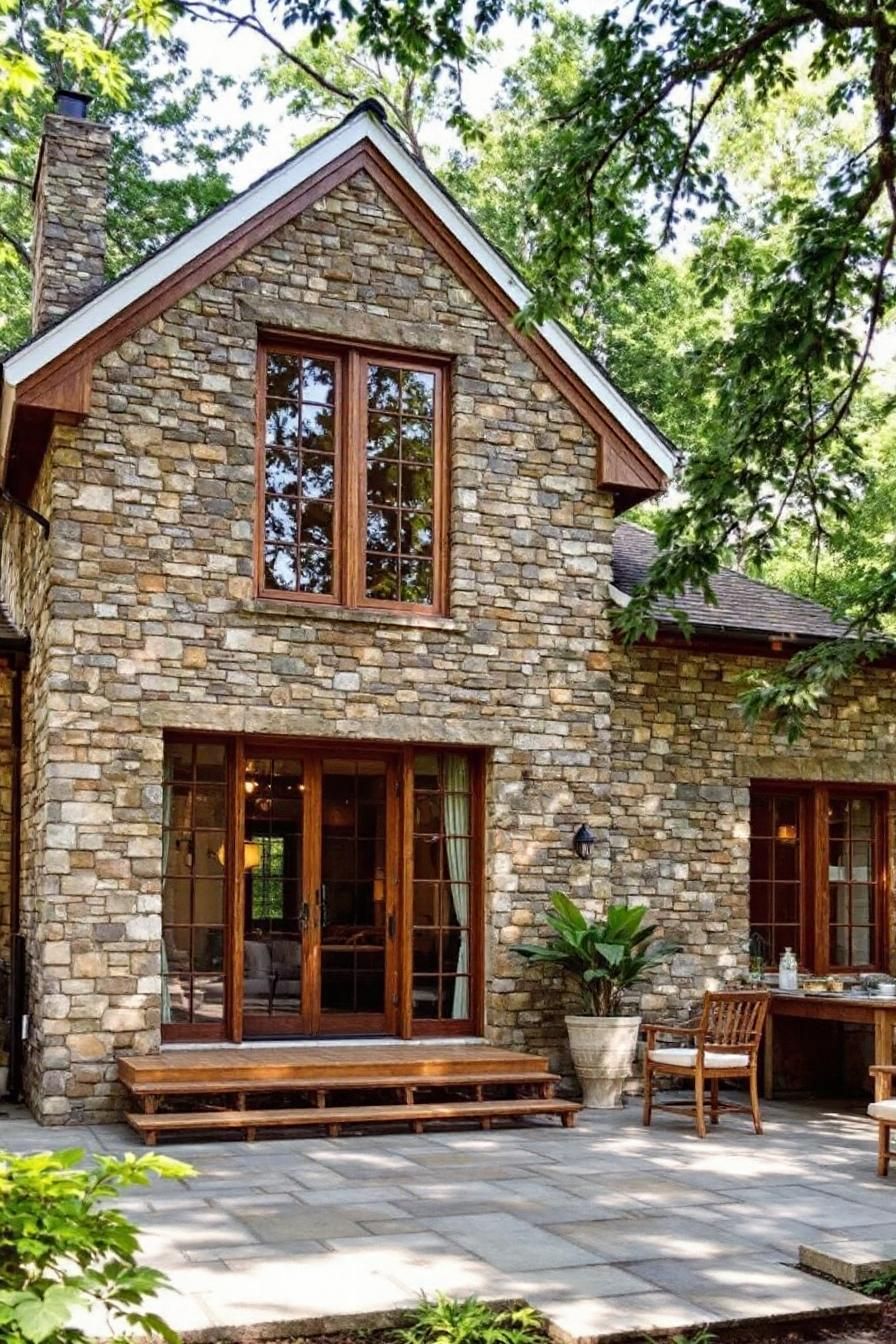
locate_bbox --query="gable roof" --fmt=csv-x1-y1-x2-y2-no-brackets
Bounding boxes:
1,101,675,498
612,521,851,643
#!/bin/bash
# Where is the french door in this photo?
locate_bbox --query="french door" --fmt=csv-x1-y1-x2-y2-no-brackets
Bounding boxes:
241,747,400,1037
161,736,482,1042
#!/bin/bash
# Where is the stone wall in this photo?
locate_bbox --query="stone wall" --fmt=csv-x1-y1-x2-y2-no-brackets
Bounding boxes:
18,169,618,1122
610,642,896,1024
31,114,110,334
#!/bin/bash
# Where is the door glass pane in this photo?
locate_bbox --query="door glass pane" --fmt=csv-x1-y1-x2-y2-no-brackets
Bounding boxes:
243,756,304,1021
412,752,473,1021
162,740,228,1028
748,789,803,967
320,758,387,1017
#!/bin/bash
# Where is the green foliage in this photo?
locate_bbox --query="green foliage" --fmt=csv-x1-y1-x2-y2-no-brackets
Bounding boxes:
395,1295,545,1344
0,1146,194,1344
859,1267,896,1300
513,892,681,1017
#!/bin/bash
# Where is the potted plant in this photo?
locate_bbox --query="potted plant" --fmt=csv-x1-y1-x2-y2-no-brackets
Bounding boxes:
514,892,681,1108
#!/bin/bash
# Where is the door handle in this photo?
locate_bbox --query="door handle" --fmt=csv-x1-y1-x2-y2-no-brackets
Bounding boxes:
387,912,396,939
300,901,310,932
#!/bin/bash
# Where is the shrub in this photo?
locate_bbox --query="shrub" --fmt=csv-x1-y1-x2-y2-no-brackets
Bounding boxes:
395,1295,545,1344
0,1147,194,1343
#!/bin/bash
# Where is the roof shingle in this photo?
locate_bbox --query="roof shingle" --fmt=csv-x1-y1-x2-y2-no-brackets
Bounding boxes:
612,522,850,642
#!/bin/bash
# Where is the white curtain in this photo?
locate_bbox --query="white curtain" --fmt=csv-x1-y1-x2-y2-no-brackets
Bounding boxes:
444,755,470,1019
160,756,173,1025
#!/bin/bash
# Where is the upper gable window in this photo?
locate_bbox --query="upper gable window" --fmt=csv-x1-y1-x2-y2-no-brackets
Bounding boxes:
259,342,446,614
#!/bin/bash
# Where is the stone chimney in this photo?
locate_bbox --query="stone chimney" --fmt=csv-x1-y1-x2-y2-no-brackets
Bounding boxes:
31,90,112,334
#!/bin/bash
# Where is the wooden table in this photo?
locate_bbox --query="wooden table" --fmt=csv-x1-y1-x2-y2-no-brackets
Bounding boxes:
764,990,896,1098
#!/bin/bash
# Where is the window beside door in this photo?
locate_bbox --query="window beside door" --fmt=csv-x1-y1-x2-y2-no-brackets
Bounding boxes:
161,740,228,1037
259,343,447,613
749,782,887,972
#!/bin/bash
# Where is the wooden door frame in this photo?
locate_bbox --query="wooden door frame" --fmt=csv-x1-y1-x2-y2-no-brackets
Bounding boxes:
162,732,486,1044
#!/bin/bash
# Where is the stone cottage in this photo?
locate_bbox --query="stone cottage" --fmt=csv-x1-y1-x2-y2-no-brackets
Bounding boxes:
0,93,893,1126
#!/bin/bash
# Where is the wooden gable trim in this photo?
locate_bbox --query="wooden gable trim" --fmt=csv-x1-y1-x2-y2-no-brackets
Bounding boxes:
7,141,667,507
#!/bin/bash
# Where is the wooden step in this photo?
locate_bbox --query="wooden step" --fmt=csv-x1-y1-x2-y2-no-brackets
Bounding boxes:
126,1097,581,1144
118,1044,550,1087
126,1070,560,1100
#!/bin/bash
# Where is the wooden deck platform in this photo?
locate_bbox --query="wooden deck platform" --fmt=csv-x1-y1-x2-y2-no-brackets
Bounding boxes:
118,1043,579,1144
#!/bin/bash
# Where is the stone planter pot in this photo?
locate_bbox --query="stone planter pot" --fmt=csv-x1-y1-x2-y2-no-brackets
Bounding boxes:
565,1014,641,1109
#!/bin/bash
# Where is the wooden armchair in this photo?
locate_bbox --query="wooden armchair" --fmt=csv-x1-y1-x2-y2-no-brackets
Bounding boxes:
643,990,770,1139
869,1065,896,1177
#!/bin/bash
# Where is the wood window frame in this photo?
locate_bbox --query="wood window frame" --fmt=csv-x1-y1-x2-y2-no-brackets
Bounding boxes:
161,731,483,1044
750,779,891,974
256,335,450,616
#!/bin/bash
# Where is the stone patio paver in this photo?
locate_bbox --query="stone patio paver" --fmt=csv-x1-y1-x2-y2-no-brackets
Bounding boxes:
0,1098,886,1342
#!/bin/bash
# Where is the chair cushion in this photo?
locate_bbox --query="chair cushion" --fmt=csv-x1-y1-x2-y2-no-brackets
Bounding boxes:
868,1099,896,1122
650,1047,750,1070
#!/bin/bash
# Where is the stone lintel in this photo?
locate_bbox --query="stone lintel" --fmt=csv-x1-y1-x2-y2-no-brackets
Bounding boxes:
241,298,477,356
140,702,506,746
738,753,896,785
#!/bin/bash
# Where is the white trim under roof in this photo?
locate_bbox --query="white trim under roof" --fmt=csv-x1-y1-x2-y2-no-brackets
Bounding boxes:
3,107,675,479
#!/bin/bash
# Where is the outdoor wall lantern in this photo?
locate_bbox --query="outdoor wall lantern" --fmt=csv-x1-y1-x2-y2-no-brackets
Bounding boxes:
573,824,596,860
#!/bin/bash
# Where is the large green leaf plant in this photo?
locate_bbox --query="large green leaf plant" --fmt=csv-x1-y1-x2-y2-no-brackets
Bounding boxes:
515,892,681,1017
0,1147,193,1344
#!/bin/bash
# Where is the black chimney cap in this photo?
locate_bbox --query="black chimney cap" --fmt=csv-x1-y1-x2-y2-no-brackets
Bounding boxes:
54,89,93,119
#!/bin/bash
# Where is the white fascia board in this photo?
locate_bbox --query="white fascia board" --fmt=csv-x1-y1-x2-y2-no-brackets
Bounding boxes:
3,109,675,479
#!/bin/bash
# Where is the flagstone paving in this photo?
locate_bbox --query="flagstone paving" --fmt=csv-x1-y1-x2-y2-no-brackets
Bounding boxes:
2,1097,891,1342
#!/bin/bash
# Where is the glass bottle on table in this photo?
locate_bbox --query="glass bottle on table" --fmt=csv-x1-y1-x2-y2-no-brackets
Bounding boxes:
778,947,799,992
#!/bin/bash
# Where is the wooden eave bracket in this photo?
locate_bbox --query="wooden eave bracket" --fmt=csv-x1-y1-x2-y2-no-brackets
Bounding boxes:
2,359,92,498
595,428,667,514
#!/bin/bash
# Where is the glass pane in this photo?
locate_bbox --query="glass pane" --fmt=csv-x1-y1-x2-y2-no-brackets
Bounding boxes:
414,753,440,791
400,512,433,555
401,467,433,511
829,883,850,923
414,835,441,881
368,461,400,506
264,545,297,591
402,369,435,417
774,884,799,924
367,508,398,553
774,796,799,831
266,353,301,400
300,548,332,594
195,744,225,780
301,452,335,501
266,447,299,496
401,419,434,462
164,974,190,1023
750,795,773,835
266,401,299,448
774,839,798,882
750,838,771,882
301,501,333,548
193,927,225,972
368,365,400,411
300,405,334,452
852,884,872,921
830,925,850,966
414,793,441,832
193,976,225,1022
828,797,848,838
852,927,873,965
366,553,398,600
413,977,440,1017
400,560,433,604
367,413,400,461
302,358,335,405
265,497,298,544
194,787,225,829
162,877,191,926
749,881,771,924
852,842,873,879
